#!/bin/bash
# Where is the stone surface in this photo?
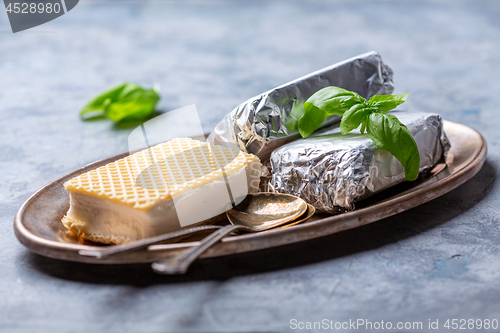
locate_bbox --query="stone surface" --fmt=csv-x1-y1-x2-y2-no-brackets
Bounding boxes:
0,1,499,332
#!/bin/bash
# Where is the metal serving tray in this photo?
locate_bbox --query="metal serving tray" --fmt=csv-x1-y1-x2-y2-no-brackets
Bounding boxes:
14,121,487,264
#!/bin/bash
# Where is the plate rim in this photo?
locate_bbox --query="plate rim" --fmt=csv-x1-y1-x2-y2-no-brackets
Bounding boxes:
14,120,487,263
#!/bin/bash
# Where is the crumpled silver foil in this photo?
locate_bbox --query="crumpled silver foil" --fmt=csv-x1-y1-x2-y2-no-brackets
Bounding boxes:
269,111,451,213
207,51,394,160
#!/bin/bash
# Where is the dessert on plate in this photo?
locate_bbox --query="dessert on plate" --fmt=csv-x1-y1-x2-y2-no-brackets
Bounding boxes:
62,138,261,244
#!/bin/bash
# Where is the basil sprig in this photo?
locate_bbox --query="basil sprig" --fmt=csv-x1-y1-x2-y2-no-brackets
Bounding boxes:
80,83,160,122
298,86,419,181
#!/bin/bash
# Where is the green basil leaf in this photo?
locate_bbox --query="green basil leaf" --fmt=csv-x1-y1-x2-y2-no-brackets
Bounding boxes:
80,83,159,122
104,89,159,122
340,104,374,134
298,86,365,137
298,102,330,138
306,86,364,116
80,83,136,119
114,83,144,99
368,93,409,112
366,112,420,181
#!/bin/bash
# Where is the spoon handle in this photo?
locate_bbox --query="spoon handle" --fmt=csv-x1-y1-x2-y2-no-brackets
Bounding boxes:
78,225,222,259
151,224,244,274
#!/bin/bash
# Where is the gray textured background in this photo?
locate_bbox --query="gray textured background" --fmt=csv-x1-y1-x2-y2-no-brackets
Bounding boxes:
1,1,499,332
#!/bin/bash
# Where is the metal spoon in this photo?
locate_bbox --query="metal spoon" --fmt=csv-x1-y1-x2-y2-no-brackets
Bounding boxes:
151,193,308,274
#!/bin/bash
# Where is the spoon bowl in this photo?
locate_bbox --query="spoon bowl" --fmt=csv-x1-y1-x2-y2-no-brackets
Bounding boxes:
226,193,308,231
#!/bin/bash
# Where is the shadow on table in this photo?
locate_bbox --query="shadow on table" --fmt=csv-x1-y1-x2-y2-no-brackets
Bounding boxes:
26,160,496,286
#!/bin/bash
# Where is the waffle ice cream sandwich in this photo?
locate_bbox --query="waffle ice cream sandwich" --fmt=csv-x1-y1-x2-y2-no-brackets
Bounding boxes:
62,138,261,244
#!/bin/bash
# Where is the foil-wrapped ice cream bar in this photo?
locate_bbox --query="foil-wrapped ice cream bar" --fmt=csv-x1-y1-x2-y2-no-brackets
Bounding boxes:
208,51,394,160
269,111,451,213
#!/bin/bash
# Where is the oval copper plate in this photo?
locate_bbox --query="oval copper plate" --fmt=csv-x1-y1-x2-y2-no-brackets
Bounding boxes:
14,121,487,264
